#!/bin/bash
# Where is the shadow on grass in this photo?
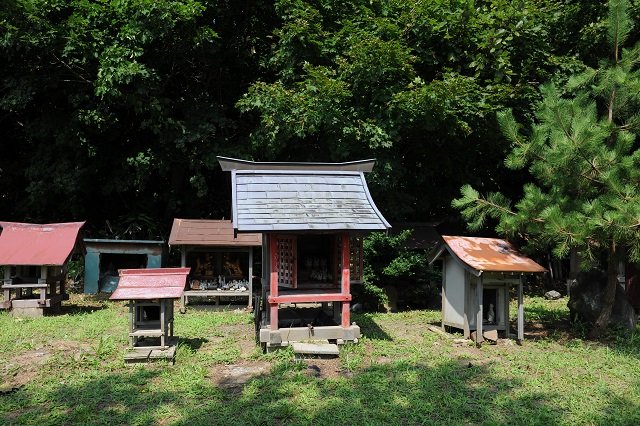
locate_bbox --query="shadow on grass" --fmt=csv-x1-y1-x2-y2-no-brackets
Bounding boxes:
3,352,640,425
60,303,107,316
352,313,393,341
178,337,208,351
519,300,640,360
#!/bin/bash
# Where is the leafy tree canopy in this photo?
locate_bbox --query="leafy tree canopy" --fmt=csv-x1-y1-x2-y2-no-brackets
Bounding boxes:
454,0,640,335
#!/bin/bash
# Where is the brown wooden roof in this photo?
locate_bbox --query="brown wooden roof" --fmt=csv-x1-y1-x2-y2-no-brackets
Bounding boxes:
168,219,262,246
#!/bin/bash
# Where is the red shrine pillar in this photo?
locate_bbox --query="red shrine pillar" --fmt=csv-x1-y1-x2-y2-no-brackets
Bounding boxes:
341,232,351,327
269,234,279,331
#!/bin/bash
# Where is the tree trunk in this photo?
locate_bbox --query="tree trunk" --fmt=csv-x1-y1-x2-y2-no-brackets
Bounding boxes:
588,242,619,338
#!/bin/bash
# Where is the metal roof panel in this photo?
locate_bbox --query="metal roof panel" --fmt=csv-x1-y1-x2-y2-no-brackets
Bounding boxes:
0,221,85,266
110,267,190,300
228,169,390,232
439,236,546,274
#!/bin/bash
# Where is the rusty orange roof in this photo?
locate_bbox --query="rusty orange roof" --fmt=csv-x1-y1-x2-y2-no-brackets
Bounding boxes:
435,236,546,275
168,219,262,246
110,268,190,300
0,221,85,266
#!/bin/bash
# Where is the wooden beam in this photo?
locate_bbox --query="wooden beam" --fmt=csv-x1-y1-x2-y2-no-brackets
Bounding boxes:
160,300,166,348
248,248,253,308
268,293,352,304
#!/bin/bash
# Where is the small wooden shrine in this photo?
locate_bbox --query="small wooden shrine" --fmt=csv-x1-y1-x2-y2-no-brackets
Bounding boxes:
0,221,85,317
219,156,391,353
430,236,546,344
168,219,261,309
110,268,190,363
83,239,164,293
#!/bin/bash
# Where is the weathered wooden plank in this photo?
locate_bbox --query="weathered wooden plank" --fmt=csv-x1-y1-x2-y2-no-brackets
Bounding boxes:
130,329,165,337
237,191,368,200
2,283,48,289
183,290,249,297
260,325,361,343
236,198,369,205
237,207,376,214
239,218,381,226
237,223,387,231
236,183,365,193
269,293,351,304
237,212,379,220
237,175,361,185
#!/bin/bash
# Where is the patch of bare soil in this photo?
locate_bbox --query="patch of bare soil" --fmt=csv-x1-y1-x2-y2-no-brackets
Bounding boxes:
304,357,353,379
209,361,271,391
1,341,92,393
1,349,52,393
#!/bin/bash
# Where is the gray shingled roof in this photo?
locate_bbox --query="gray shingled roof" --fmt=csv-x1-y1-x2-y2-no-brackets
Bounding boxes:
221,157,391,232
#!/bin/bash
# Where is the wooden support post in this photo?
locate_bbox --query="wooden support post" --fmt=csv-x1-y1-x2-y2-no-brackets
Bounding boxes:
129,302,135,347
180,247,187,311
60,275,65,298
518,275,524,344
39,266,48,300
441,259,446,331
170,300,175,337
341,232,351,328
3,266,11,305
160,300,166,348
248,247,253,308
269,235,279,331
475,275,484,345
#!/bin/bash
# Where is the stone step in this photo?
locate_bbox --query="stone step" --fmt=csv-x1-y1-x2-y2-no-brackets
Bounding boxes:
292,342,339,357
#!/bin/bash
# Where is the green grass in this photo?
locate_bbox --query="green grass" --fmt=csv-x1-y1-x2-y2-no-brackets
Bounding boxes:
1,295,639,425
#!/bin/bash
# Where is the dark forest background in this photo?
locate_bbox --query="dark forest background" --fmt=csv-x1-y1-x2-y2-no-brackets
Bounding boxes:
1,0,638,240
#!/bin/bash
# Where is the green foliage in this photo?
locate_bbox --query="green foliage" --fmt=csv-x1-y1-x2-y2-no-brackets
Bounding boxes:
361,230,439,307
454,0,640,269
238,0,585,222
0,0,274,234
0,0,630,238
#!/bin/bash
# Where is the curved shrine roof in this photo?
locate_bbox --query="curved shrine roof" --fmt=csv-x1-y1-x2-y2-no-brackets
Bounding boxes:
219,157,391,232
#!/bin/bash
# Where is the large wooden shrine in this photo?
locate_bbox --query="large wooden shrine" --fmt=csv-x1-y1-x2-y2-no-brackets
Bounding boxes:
218,156,391,352
0,221,85,317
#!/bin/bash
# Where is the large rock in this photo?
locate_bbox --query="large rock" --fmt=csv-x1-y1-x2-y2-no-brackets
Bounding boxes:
544,290,562,300
568,270,637,329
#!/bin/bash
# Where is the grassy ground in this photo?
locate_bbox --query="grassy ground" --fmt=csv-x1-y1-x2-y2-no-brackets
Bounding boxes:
1,295,639,425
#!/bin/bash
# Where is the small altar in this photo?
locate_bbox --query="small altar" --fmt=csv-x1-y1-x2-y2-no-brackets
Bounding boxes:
0,221,85,317
168,219,262,310
110,267,190,363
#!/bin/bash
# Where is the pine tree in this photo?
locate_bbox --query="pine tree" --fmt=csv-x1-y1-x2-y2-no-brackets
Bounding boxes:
453,0,640,337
